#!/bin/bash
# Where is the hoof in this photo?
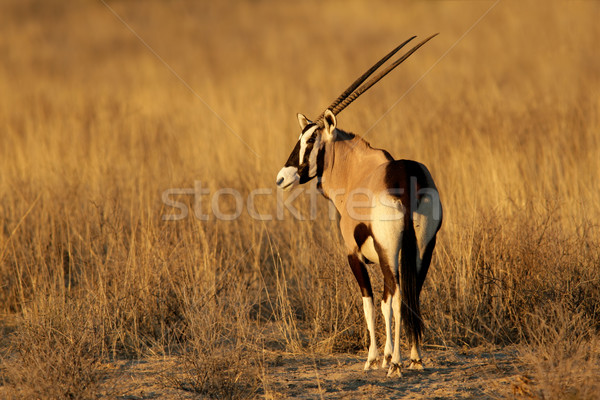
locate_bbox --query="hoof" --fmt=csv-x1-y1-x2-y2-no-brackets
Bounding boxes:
387,363,402,378
364,359,379,371
408,359,424,370
381,354,392,368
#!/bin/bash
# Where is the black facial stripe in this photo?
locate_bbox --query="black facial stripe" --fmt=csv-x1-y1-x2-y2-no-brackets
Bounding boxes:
316,145,325,177
287,124,323,185
302,123,317,134
303,141,314,162
298,144,313,183
298,143,313,179
299,139,325,184
284,141,301,167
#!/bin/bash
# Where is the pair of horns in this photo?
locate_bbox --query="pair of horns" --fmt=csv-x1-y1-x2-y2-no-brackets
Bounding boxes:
314,34,438,128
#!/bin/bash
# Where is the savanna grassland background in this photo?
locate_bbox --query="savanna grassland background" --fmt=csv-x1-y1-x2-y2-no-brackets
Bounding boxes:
1,0,599,398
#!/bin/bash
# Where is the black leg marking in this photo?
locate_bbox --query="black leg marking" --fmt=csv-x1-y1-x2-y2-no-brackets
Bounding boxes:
354,223,371,249
374,240,397,301
347,253,373,298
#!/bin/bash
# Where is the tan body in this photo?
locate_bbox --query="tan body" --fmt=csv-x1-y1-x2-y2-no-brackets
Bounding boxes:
312,124,442,374
321,133,440,267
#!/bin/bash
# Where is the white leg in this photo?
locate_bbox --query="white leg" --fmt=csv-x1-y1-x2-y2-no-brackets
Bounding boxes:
408,343,424,369
381,296,393,368
387,289,402,377
362,297,379,370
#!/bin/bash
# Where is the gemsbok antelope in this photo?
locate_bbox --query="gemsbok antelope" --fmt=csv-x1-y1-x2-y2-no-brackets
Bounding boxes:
276,35,443,377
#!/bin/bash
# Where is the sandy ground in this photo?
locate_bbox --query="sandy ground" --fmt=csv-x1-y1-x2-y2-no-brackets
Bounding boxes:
93,346,523,399
263,349,519,399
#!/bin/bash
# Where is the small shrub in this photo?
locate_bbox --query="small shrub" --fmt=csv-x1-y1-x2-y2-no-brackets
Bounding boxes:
1,296,104,400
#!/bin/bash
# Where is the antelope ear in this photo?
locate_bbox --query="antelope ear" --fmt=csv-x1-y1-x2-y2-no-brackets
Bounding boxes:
322,109,337,140
297,113,311,130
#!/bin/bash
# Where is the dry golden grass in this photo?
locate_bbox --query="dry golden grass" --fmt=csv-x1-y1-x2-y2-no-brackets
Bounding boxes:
0,0,599,398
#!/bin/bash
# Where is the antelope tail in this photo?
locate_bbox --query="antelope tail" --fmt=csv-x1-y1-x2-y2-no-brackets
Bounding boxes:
400,204,422,346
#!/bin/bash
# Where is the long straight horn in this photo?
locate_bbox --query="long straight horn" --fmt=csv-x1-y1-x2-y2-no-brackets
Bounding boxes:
315,36,417,124
317,34,438,126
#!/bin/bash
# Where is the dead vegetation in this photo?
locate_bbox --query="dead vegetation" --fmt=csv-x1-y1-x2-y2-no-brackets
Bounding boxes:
0,0,599,398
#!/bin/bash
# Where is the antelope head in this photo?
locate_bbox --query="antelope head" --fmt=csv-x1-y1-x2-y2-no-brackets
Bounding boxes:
275,110,337,191
276,34,438,191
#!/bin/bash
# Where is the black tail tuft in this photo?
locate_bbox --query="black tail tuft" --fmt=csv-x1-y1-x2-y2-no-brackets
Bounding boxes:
400,210,423,346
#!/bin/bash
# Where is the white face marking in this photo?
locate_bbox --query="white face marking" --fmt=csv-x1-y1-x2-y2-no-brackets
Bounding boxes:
298,135,307,164
297,126,322,181
298,126,317,165
276,166,299,191
307,135,321,177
